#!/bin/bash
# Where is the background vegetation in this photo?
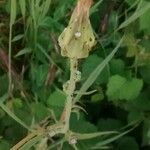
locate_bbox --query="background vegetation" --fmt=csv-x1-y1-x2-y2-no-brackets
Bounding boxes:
0,0,150,149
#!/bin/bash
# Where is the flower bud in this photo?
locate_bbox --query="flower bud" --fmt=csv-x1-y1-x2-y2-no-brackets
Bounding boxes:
58,0,96,59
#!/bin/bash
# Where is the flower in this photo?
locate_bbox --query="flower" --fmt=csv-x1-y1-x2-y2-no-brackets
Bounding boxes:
58,0,96,59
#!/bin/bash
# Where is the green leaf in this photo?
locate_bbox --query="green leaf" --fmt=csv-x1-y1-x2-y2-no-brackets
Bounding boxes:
106,75,143,101
47,90,66,119
91,93,104,103
139,65,150,84
12,34,24,42
31,103,49,122
75,38,123,102
97,119,123,131
47,91,66,107
110,59,125,75
142,120,150,146
119,2,150,29
92,129,133,149
0,75,8,97
125,0,138,6
139,8,150,33
30,64,48,87
90,0,103,14
117,136,139,150
19,0,26,18
129,89,150,112
10,0,17,25
20,134,44,150
15,48,32,57
82,55,109,84
127,111,144,123
123,33,138,57
0,100,31,131
41,0,51,18
0,140,10,150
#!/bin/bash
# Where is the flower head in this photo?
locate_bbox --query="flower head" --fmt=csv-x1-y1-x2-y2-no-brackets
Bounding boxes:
58,0,96,59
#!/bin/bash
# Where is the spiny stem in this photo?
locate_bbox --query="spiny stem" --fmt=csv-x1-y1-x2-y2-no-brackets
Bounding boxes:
61,58,78,132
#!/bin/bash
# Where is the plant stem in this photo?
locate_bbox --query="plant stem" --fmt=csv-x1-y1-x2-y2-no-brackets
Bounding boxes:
8,23,12,94
61,58,78,132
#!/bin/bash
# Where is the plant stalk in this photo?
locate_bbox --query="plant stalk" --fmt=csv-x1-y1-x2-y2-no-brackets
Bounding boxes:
61,58,78,132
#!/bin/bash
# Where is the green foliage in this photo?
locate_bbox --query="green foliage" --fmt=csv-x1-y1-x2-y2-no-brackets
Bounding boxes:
106,75,143,101
47,90,66,118
116,136,139,150
0,0,150,149
82,54,109,84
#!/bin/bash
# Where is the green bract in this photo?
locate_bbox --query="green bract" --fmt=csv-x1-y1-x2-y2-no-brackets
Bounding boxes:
58,0,95,59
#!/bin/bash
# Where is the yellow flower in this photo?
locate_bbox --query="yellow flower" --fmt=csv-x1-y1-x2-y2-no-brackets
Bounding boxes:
58,0,96,59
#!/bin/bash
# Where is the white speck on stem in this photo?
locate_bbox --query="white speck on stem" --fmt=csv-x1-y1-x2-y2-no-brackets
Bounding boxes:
75,32,81,38
48,130,56,137
69,137,77,145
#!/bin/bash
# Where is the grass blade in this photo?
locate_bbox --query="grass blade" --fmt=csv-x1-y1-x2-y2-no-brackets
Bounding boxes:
41,0,51,18
75,38,123,102
0,101,32,131
76,131,118,140
10,0,17,25
92,129,132,149
19,134,44,150
19,0,26,18
90,0,103,15
118,2,150,29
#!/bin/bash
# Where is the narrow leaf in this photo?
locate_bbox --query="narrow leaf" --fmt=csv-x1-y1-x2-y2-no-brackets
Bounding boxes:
12,34,24,42
76,131,118,140
19,0,26,18
0,101,32,131
119,3,150,29
15,48,32,57
10,0,17,25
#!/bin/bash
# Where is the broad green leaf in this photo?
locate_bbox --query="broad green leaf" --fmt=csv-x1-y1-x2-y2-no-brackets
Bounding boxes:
0,140,10,150
142,120,150,146
47,90,66,119
117,136,139,150
123,33,138,57
97,119,123,131
47,91,66,107
129,90,150,112
30,64,48,87
139,8,150,33
82,55,109,84
127,111,144,123
140,65,150,84
0,75,8,96
91,93,104,103
106,75,143,101
75,38,123,102
110,59,125,75
31,103,49,122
